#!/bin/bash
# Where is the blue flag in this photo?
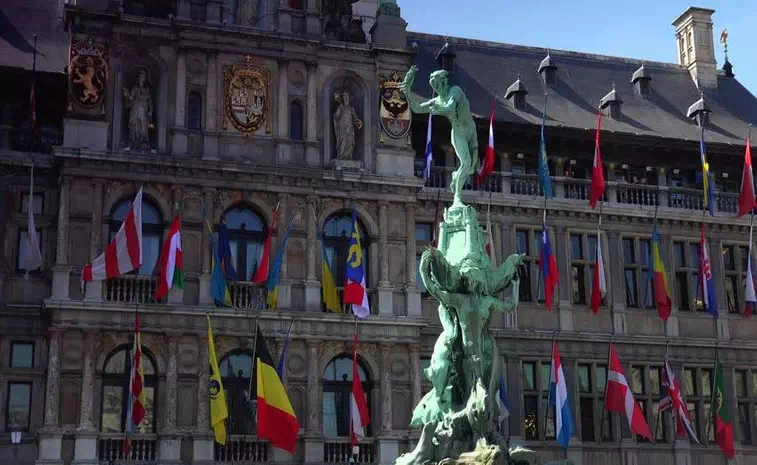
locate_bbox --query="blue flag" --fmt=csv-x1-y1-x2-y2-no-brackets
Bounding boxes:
266,218,294,309
424,113,433,179
539,123,553,198
277,321,294,379
343,208,370,317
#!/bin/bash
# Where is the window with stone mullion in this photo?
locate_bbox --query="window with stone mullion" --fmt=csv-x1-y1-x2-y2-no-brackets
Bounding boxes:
578,362,611,442
735,368,753,445
522,360,554,441
672,239,701,312
622,236,654,309
628,364,666,442
569,231,598,307
721,243,750,314
681,366,713,444
515,228,545,304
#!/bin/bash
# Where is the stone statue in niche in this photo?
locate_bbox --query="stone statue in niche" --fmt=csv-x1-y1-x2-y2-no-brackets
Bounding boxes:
122,68,154,151
333,88,363,160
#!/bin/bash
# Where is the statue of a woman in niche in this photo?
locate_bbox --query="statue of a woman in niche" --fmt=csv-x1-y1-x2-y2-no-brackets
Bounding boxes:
333,88,363,160
123,68,154,151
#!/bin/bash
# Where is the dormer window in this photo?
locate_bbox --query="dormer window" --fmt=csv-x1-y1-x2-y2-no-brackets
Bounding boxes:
505,77,528,111
538,53,557,86
631,64,651,96
600,85,623,121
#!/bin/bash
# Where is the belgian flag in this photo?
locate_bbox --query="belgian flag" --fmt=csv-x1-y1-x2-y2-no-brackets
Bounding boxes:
255,327,299,453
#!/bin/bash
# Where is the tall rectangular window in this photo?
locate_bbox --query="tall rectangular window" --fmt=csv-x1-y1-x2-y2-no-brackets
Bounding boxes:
672,239,700,312
735,369,751,444
723,243,753,315
569,232,599,306
10,342,34,368
623,236,657,309
522,360,553,440
6,382,32,431
629,365,665,442
515,229,543,303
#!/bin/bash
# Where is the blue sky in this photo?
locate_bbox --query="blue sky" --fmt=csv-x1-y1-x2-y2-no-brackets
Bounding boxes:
399,0,757,96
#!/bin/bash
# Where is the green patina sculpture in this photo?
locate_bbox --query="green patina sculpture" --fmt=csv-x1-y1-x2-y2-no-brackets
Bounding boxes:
398,67,573,465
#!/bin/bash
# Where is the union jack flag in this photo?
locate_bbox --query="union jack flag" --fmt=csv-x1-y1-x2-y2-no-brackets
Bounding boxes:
659,358,699,443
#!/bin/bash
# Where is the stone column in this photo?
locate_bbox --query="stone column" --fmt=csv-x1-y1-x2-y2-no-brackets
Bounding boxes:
405,204,422,317
377,202,393,316
377,343,398,465
85,180,104,301
38,329,63,463
199,188,215,304
303,340,323,463
112,57,124,150
193,335,213,462
203,51,219,160
409,344,422,410
160,335,181,461
52,181,71,299
173,50,188,156
277,59,290,163
276,193,292,308
305,61,319,166
304,196,320,310
74,331,98,463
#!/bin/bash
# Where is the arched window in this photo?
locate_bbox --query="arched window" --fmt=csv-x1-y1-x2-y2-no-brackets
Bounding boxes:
100,345,157,433
322,213,370,289
225,207,267,281
289,101,304,141
323,355,371,438
219,350,256,434
187,91,202,130
110,197,163,276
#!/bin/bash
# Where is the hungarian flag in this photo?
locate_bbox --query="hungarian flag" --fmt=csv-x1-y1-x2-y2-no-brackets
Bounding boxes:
82,188,143,284
589,110,605,208
124,311,146,453
476,98,496,187
350,332,370,452
605,343,652,440
253,205,279,283
713,356,735,458
651,225,672,321
590,227,606,314
540,210,559,311
155,215,184,300
255,327,299,453
738,137,755,217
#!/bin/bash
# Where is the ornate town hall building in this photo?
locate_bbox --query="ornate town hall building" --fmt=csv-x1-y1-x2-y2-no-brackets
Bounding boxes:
0,2,756,464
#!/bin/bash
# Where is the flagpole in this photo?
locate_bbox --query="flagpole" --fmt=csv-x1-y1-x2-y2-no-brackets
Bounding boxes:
600,336,613,442
653,340,671,441
706,343,718,443
542,332,556,443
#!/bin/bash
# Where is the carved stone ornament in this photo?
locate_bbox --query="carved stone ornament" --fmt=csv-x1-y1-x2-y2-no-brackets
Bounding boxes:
223,56,272,136
68,35,109,110
379,71,411,139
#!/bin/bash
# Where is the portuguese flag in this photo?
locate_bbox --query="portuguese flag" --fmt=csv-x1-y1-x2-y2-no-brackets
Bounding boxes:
255,327,299,453
713,356,735,459
156,215,184,300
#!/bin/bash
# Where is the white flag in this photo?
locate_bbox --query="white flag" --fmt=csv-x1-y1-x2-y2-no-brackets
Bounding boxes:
22,165,42,271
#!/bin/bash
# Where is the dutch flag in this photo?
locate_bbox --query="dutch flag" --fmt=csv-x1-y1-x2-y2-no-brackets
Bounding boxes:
550,341,573,449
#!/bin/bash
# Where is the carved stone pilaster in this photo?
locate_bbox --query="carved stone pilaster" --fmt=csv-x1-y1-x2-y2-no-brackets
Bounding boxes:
378,202,390,286
306,195,318,281
89,180,104,262
44,329,63,427
77,331,97,432
55,180,70,265
379,344,393,434
199,189,215,305
277,193,289,278
306,340,320,434
164,335,179,432
196,335,210,433
405,204,416,286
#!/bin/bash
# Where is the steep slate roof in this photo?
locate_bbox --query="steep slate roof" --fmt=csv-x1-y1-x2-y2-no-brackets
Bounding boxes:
407,33,757,147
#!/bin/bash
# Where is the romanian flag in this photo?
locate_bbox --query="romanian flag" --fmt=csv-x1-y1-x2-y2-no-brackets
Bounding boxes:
124,311,146,452
207,315,229,445
255,327,300,454
266,218,294,309
254,205,279,283
651,225,672,321
321,239,342,313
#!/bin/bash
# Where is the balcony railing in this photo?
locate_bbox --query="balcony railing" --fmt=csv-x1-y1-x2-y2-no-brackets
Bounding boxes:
105,275,161,304
324,440,376,464
417,167,741,214
98,434,157,462
214,437,270,462
228,281,267,309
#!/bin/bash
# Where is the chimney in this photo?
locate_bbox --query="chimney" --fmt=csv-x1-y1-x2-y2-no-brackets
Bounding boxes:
672,7,717,88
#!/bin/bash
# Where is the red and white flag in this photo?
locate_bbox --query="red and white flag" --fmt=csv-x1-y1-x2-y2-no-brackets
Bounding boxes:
484,213,496,265
123,311,146,453
659,357,700,443
589,110,605,208
82,188,143,283
738,137,755,217
590,227,606,314
350,333,370,453
605,343,652,440
155,215,184,300
476,98,496,186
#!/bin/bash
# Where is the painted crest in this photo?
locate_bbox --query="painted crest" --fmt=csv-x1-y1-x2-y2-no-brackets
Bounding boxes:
68,35,109,109
223,56,272,136
379,71,411,139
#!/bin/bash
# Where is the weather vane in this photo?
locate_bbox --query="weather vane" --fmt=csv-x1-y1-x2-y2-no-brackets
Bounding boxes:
719,28,729,61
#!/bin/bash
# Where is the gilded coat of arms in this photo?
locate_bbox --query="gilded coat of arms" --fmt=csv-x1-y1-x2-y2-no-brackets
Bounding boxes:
68,35,109,109
379,71,411,139
223,56,272,136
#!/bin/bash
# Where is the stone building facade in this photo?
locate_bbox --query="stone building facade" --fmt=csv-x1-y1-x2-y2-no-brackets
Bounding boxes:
0,2,757,465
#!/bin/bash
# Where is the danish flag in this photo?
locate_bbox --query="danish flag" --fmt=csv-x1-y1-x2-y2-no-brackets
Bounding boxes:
605,343,652,440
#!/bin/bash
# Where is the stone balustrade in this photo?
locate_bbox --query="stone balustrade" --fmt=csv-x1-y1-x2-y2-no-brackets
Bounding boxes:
214,437,270,462
105,275,161,304
323,440,376,464
98,434,157,462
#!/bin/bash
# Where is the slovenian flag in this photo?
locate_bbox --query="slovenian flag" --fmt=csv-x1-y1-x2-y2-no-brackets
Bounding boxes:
540,210,559,311
344,208,370,317
497,375,510,421
550,341,573,449
746,223,757,317
424,113,433,179
699,223,718,318
650,225,672,321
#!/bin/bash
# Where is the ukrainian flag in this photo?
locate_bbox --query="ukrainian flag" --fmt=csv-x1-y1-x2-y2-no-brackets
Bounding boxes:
321,240,341,313
207,315,228,445
266,218,294,309
254,327,299,453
